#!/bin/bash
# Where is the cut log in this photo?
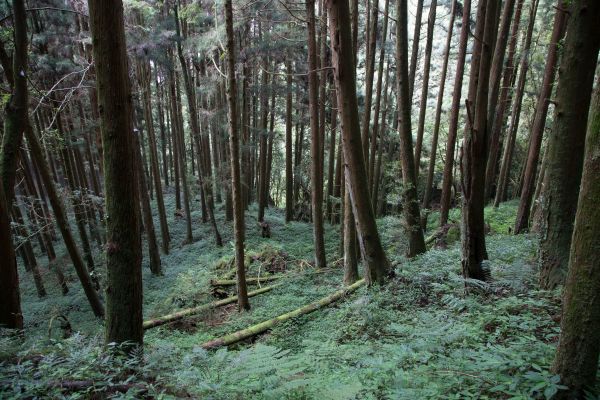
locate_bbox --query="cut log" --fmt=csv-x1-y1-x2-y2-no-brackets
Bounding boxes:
201,278,366,349
210,275,284,286
143,286,275,330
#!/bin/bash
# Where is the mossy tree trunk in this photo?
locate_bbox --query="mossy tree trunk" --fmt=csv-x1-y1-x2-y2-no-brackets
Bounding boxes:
538,0,600,290
0,0,27,329
552,75,600,399
395,0,426,257
89,0,143,345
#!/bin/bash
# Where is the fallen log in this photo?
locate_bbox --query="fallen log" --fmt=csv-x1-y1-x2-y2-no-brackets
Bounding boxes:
210,275,284,286
201,278,366,349
143,285,275,330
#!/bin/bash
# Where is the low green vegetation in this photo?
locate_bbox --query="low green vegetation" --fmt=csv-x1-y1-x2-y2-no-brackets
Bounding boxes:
0,199,575,399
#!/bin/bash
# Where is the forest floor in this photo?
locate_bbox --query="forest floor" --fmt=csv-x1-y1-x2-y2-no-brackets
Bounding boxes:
0,193,579,399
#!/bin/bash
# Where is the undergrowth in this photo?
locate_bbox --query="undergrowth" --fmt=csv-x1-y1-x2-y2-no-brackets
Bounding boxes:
2,198,594,399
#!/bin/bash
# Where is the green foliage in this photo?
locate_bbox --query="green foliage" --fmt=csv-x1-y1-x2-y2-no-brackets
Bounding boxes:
3,200,596,399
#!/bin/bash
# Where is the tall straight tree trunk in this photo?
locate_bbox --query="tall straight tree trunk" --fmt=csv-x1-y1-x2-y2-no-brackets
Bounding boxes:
494,0,538,206
513,3,567,233
307,0,327,269
138,62,170,254
483,0,517,201
413,0,437,176
368,0,390,188
361,0,379,166
439,0,471,227
89,0,143,344
551,78,600,400
460,0,499,281
134,132,162,276
487,0,525,205
0,0,27,205
327,0,390,285
0,0,26,329
538,1,600,290
484,0,518,201
257,65,269,222
225,0,250,311
422,0,455,209
408,0,424,102
396,0,426,257
0,181,22,328
285,62,294,222
174,6,222,246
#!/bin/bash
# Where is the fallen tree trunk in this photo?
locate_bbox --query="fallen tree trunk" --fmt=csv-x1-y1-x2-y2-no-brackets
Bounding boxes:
201,278,366,349
143,286,275,330
210,275,284,286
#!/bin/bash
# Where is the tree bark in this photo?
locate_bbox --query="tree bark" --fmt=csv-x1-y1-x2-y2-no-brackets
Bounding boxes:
538,1,600,290
225,0,250,311
551,78,600,400
413,0,437,177
89,0,143,344
460,0,499,281
408,0,424,102
422,0,456,209
439,0,471,227
494,0,538,207
285,62,294,222
307,0,327,269
396,0,426,257
513,3,567,233
328,0,390,284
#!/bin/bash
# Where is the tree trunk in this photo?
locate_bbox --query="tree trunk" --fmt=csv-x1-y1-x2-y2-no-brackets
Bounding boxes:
328,0,390,284
0,180,22,328
0,0,27,205
513,3,567,233
89,0,143,345
285,62,294,222
174,7,222,246
396,0,426,257
460,0,499,281
494,0,538,207
138,61,170,254
538,1,600,290
422,0,456,210
26,124,105,317
439,0,471,226
225,0,250,311
134,131,162,276
551,77,600,400
361,0,379,167
368,0,390,189
413,0,437,177
408,0,424,102
487,0,525,205
307,0,327,269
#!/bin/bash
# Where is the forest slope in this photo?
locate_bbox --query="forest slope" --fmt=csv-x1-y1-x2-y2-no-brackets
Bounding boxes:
0,198,572,399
